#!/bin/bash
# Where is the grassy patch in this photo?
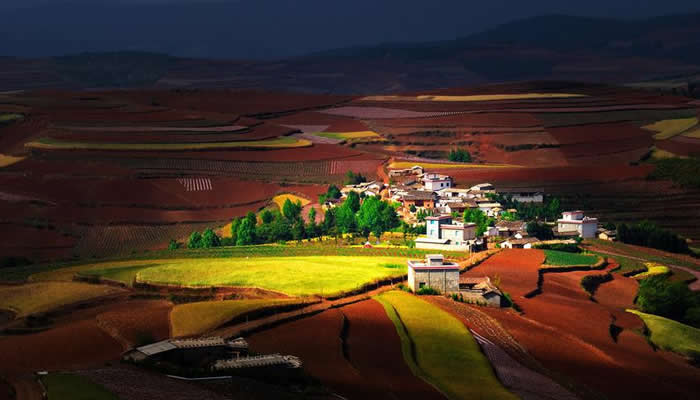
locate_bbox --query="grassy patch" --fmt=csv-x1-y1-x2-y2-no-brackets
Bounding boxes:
632,263,670,279
170,298,305,337
648,157,700,189
271,193,310,210
0,153,25,168
24,136,311,151
543,250,598,266
41,373,118,400
362,93,585,102
376,291,516,400
643,117,698,140
314,131,379,140
0,282,122,317
589,239,700,270
627,309,700,359
0,113,23,124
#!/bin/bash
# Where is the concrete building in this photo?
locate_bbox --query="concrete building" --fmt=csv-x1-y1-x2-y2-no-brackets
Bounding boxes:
557,211,598,239
500,188,544,203
502,237,540,249
401,190,436,210
495,220,526,237
423,173,453,191
407,254,460,293
470,183,495,192
416,215,476,251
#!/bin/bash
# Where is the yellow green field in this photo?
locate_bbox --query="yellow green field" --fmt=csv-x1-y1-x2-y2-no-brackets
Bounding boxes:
632,263,670,279
627,309,700,359
650,148,687,160
272,193,311,209
0,113,24,123
0,154,25,168
389,161,517,170
681,125,700,138
361,93,586,102
642,117,698,140
376,291,516,400
314,131,380,140
24,136,311,151
33,256,407,297
170,298,306,337
0,282,123,316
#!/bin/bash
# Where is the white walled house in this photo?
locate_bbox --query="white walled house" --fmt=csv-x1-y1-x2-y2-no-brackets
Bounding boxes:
423,173,453,191
500,188,544,203
407,254,460,293
557,211,598,238
416,215,476,251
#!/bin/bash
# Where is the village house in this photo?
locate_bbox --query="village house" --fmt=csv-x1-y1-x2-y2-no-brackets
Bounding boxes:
443,200,478,215
499,188,544,203
459,277,504,307
389,165,424,177
341,181,385,197
477,201,503,217
470,183,495,192
495,220,527,237
407,254,460,293
598,229,617,241
501,237,541,249
415,215,476,251
557,210,598,239
423,173,453,191
400,190,437,210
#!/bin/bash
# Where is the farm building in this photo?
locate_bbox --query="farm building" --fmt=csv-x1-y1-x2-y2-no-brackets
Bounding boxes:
416,215,476,251
598,229,617,241
470,183,495,192
501,237,540,249
495,220,526,237
407,254,460,293
557,211,598,239
459,277,504,307
389,165,424,177
477,202,503,217
400,190,437,210
423,173,453,191
499,188,544,203
124,337,249,366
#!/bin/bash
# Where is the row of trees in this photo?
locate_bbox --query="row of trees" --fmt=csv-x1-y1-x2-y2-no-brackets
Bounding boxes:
182,189,402,249
448,148,472,162
637,275,700,328
488,193,562,222
617,221,689,254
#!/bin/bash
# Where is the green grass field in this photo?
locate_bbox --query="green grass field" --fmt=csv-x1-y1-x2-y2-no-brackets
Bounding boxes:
41,374,118,400
136,256,406,296
543,250,599,266
376,291,516,400
170,298,307,337
642,117,698,140
627,309,700,359
24,136,311,151
0,282,122,316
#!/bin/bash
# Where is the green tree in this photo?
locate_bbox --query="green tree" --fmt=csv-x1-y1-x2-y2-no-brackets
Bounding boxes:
307,207,318,237
345,191,361,213
236,218,256,245
230,218,242,244
409,204,417,213
463,208,492,236
245,211,257,227
168,239,179,250
260,209,274,224
187,231,203,249
336,203,357,233
448,148,472,162
201,228,221,248
344,170,367,185
526,221,554,240
357,196,399,238
282,199,302,222
321,208,336,235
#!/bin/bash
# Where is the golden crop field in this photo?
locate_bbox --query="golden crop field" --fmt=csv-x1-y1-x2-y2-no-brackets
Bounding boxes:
642,117,698,140
272,193,311,209
681,125,700,138
24,136,312,151
315,131,380,140
170,298,307,337
0,154,25,168
361,93,586,102
0,282,123,316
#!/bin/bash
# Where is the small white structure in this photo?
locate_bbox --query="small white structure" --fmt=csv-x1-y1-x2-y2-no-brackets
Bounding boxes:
470,183,495,192
416,215,476,251
500,188,544,203
502,237,540,249
423,173,453,191
407,254,460,293
557,211,598,239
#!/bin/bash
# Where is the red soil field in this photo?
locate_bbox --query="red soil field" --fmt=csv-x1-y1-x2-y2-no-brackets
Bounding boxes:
466,250,700,399
248,308,372,399
442,164,653,185
0,224,76,260
656,135,700,156
547,122,652,145
462,249,545,298
340,300,445,400
0,319,123,374
374,112,542,128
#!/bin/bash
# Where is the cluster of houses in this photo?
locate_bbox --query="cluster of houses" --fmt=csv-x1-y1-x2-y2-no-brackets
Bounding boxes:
331,166,612,250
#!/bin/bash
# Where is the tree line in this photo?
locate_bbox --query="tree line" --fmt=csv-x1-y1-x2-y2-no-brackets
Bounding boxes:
180,187,401,249
616,221,689,254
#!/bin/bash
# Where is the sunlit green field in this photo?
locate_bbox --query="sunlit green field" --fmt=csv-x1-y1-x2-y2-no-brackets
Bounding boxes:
41,374,118,400
376,291,516,400
543,250,599,266
627,309,700,359
0,282,122,317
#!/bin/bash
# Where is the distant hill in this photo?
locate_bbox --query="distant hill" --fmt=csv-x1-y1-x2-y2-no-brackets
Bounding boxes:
1,13,699,93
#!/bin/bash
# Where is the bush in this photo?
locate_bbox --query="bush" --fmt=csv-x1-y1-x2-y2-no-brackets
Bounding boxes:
534,243,581,253
448,147,472,162
526,221,554,240
637,275,700,327
168,239,179,250
581,273,613,296
617,221,689,254
0,256,32,269
416,286,440,295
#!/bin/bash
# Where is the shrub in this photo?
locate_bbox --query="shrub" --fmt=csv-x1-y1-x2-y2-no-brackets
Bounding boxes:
637,275,700,327
168,239,179,251
581,273,613,296
448,147,472,162
617,221,689,254
416,286,440,295
534,243,581,253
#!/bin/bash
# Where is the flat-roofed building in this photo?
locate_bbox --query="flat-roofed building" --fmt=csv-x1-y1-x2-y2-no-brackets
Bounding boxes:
557,210,598,238
416,215,476,251
407,254,460,293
